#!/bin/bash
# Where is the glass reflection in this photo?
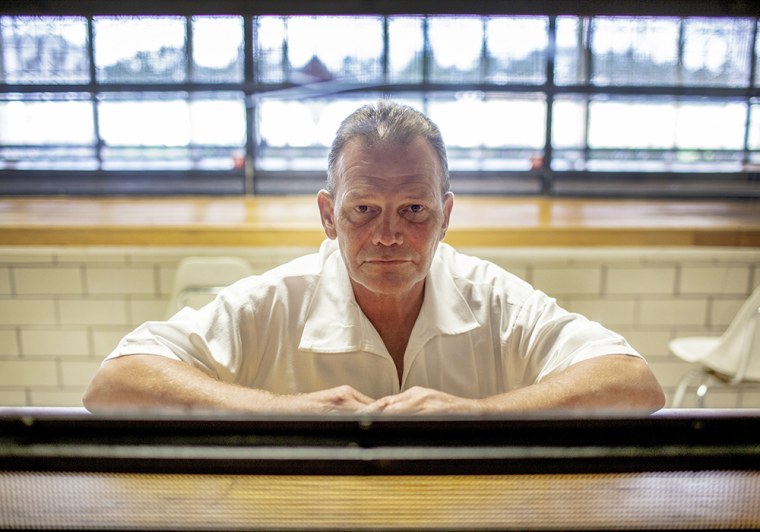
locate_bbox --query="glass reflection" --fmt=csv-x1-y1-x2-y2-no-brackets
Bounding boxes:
749,101,760,151
429,93,546,171
485,17,547,84
682,18,754,87
97,92,245,170
555,17,589,85
0,16,89,84
257,95,380,171
591,17,680,86
0,92,95,170
94,16,186,83
257,16,383,83
388,17,424,83
192,16,243,83
429,16,483,82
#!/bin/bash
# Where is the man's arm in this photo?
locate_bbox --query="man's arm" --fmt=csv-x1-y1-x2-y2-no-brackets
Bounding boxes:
363,355,666,415
82,354,375,414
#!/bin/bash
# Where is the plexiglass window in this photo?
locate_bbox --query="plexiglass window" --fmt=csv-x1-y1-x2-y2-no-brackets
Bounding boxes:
750,100,760,146
192,16,244,83
387,16,424,83
749,100,760,166
98,92,245,170
0,17,89,84
257,16,384,84
582,97,745,171
555,17,590,85
485,17,548,84
591,18,680,86
94,16,186,83
428,16,483,83
429,92,546,171
0,13,758,195
681,18,754,87
256,95,381,171
0,92,95,169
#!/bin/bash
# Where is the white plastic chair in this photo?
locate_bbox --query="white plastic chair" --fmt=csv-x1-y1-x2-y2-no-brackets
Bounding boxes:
670,284,760,407
167,256,254,317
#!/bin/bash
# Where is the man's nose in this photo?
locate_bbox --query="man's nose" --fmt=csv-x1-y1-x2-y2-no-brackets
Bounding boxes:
372,213,403,246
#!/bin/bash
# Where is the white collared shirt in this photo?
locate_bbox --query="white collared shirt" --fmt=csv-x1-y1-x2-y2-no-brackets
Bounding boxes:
109,239,640,399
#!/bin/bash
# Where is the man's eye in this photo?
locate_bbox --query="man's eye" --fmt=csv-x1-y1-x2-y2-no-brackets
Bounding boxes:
356,205,369,213
408,204,424,214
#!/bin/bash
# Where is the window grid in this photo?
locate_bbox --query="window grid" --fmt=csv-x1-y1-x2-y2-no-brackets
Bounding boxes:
0,14,759,197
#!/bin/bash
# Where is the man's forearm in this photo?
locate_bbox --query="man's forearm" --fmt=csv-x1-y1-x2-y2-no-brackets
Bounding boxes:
82,354,376,414
82,354,275,413
478,355,666,414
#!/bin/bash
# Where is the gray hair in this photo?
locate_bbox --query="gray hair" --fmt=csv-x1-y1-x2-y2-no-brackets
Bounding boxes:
326,101,450,195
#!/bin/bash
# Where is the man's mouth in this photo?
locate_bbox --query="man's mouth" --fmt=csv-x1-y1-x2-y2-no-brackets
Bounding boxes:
366,258,410,265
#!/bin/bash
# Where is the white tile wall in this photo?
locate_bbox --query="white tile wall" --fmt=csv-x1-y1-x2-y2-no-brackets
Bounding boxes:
0,245,758,409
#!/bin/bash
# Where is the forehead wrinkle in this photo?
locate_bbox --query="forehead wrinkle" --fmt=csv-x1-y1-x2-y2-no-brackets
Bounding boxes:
342,181,438,202
334,137,444,196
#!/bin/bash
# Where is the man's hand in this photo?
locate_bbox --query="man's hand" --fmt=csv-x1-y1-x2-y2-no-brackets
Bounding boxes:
288,385,376,413
361,386,483,415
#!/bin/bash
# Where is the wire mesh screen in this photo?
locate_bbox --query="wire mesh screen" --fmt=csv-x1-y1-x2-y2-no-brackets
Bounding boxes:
3,470,760,530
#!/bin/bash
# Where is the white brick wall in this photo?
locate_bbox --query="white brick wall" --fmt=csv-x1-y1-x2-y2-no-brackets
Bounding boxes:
0,245,758,409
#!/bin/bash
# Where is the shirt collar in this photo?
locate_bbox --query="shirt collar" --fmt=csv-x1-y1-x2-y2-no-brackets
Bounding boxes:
299,241,480,354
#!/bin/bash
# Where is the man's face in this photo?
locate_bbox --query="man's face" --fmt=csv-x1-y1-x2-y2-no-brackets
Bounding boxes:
318,136,453,300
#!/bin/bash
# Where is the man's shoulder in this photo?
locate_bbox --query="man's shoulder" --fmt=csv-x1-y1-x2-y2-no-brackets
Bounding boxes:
220,241,337,302
436,243,514,281
435,243,537,300
257,240,337,283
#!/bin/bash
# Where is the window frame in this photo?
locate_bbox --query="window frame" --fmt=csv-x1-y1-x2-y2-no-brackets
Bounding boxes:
1,5,759,199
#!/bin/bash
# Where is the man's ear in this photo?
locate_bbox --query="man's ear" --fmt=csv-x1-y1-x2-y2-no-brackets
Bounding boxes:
440,191,454,241
317,189,337,239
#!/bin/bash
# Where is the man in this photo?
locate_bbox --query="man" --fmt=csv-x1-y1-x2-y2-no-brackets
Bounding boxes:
83,101,665,415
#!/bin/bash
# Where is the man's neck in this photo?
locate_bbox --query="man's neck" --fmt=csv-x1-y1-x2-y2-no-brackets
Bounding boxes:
352,281,425,383
352,281,425,329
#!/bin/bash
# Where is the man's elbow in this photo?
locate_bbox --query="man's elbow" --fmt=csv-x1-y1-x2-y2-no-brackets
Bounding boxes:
630,357,667,412
82,365,112,413
640,380,667,413
82,358,130,413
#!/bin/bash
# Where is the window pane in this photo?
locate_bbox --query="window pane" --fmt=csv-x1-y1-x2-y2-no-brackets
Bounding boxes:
94,16,186,83
429,16,483,83
589,98,677,149
256,17,286,83
749,100,760,151
257,16,383,84
555,16,589,85
0,92,93,144
257,94,381,171
0,16,89,84
674,100,746,149
0,92,96,169
428,92,546,171
98,92,190,169
756,33,760,88
588,97,746,150
98,92,243,170
591,17,680,86
99,92,190,147
388,16,424,83
682,18,753,87
189,93,246,147
192,16,243,83
552,95,588,149
583,96,746,171
485,16,547,84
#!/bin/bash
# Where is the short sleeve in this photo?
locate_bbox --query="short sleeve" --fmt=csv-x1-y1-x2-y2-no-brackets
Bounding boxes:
104,290,249,382
503,290,641,385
